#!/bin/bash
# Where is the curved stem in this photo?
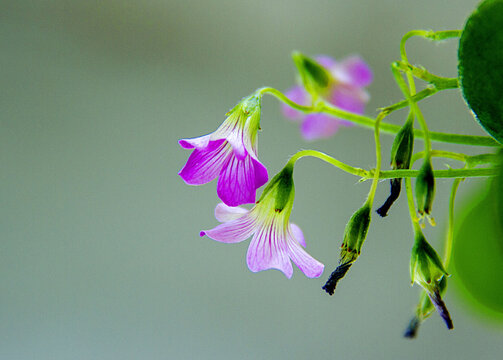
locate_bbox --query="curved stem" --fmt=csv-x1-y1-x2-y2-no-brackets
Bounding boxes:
287,150,369,178
259,87,500,147
412,150,466,164
287,150,497,180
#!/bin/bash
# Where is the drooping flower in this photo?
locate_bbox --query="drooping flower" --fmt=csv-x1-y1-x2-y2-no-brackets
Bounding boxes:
179,94,268,207
282,54,373,141
200,165,324,279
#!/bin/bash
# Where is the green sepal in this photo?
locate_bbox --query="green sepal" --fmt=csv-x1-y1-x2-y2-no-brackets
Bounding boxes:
340,203,372,263
258,164,295,213
292,52,332,97
390,113,414,170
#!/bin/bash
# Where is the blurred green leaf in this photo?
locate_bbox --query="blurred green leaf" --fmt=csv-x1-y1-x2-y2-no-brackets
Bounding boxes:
452,177,503,318
458,0,503,144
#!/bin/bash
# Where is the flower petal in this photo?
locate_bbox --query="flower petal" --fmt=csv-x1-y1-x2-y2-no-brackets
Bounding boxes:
217,153,261,206
246,220,293,278
201,213,256,243
225,127,247,160
336,55,373,87
252,157,268,190
214,203,249,223
286,234,324,278
330,86,368,115
315,55,337,70
281,85,308,121
290,223,305,247
300,113,340,141
178,139,230,185
179,134,211,149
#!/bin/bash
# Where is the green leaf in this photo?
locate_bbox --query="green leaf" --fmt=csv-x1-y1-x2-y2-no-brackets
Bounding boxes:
458,0,503,144
452,177,503,319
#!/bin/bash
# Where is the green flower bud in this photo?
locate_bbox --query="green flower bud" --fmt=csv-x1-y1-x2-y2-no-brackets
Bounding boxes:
415,160,435,215
340,204,372,263
377,114,414,217
390,117,414,170
292,51,332,96
323,203,371,295
410,232,447,292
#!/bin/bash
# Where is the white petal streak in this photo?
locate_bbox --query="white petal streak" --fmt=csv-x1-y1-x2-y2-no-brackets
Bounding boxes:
214,203,249,223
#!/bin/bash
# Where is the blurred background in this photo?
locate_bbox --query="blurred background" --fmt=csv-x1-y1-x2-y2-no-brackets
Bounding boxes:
1,0,502,359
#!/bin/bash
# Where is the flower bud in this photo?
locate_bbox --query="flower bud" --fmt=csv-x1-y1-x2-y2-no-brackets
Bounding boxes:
323,203,371,295
390,117,414,170
415,160,435,215
292,51,332,96
410,232,447,291
340,204,372,263
377,115,414,217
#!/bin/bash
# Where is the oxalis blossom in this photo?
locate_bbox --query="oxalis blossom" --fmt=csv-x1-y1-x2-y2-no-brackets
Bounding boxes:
200,165,324,278
179,94,268,207
282,54,373,141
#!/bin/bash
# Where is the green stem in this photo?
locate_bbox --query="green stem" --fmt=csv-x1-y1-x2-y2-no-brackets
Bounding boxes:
378,167,496,179
287,150,368,178
286,149,496,180
412,150,499,167
412,150,466,164
367,111,386,205
394,62,459,89
258,87,500,147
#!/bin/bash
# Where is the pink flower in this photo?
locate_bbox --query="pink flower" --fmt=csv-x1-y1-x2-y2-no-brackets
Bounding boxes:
179,94,268,207
282,55,373,141
200,166,324,278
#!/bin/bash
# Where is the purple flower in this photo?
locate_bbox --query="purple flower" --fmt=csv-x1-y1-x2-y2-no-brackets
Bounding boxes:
179,94,268,207
200,166,324,278
282,55,373,141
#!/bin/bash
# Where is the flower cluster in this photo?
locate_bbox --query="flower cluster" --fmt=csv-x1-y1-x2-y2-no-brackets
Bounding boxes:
178,27,491,338
179,92,325,278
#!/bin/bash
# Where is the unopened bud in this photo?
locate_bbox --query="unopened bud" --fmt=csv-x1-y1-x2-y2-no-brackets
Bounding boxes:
377,115,414,217
323,204,371,295
292,52,332,96
415,160,435,216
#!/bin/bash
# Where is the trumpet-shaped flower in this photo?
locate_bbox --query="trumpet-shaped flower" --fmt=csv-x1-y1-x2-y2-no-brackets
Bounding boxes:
200,166,324,278
282,55,372,141
179,94,268,207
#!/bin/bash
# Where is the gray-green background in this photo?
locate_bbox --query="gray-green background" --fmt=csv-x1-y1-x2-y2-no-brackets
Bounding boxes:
1,1,502,359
